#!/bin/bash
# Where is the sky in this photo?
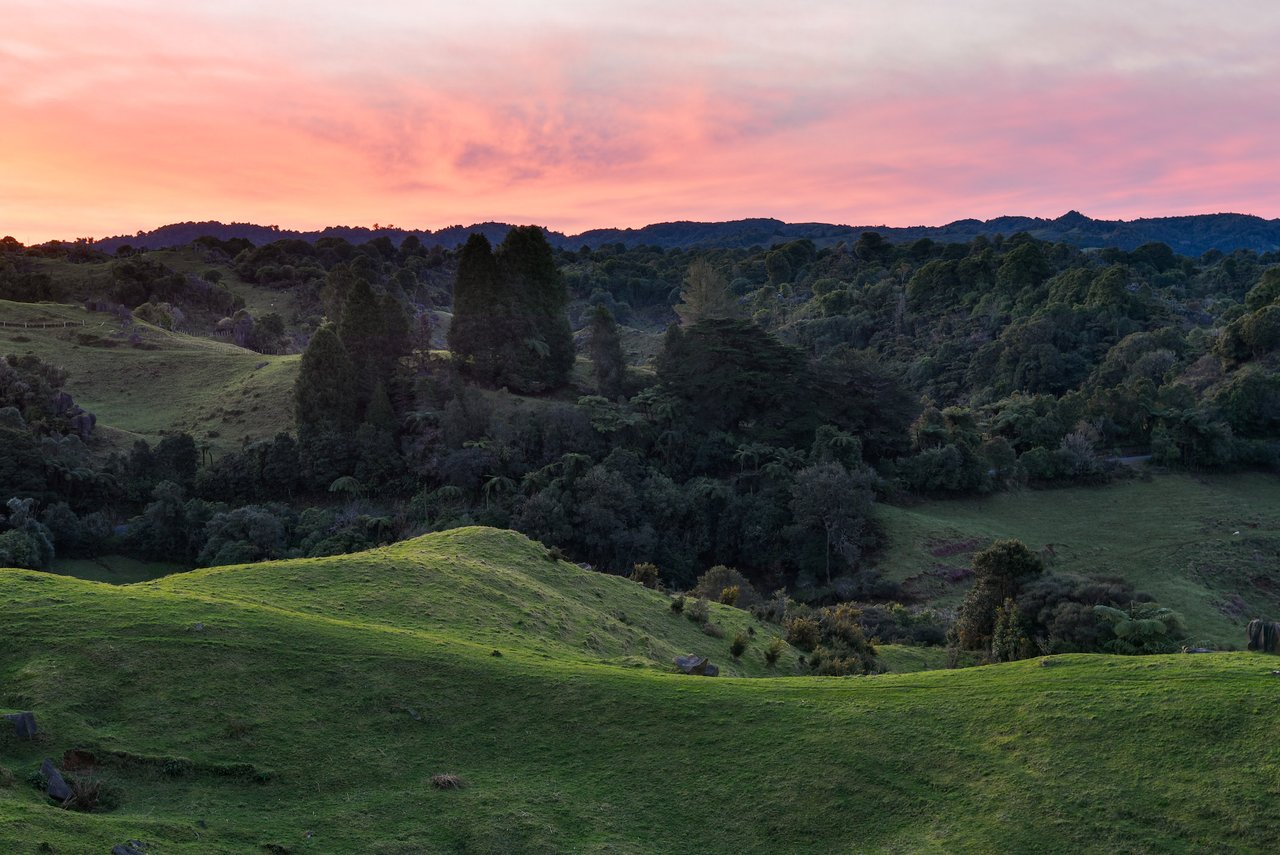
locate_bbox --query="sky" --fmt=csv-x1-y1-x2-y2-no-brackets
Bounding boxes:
3,1,1279,243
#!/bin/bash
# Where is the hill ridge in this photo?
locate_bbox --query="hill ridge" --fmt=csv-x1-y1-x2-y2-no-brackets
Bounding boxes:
76,210,1280,255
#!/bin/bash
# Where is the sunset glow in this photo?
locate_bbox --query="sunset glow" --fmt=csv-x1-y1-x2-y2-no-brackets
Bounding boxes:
4,1,1279,243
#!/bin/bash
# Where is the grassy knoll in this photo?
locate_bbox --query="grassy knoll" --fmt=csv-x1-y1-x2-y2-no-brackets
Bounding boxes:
878,472,1280,647
0,299,297,452
1,527,1278,853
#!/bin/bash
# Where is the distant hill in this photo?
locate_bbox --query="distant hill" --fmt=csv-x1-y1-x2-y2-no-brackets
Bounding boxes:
86,210,1280,255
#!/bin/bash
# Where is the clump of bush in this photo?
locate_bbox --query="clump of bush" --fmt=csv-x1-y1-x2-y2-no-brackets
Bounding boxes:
630,562,660,589
686,597,710,624
431,774,467,790
719,585,741,606
785,615,821,651
785,604,877,674
670,594,685,614
702,622,725,639
693,565,761,608
64,774,121,813
764,636,785,667
730,630,749,658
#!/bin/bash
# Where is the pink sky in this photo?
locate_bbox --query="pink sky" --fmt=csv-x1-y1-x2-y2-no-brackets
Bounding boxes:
3,1,1279,243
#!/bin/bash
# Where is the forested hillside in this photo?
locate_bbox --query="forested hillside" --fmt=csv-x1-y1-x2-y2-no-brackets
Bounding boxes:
2,225,1279,660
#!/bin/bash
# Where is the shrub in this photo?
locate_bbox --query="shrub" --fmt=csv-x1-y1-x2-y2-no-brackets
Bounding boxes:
64,774,121,813
764,636,785,666
785,615,821,651
807,645,869,677
719,585,741,606
630,562,660,589
686,597,710,624
431,774,467,790
693,565,761,607
703,622,726,639
670,594,685,614
730,630,749,658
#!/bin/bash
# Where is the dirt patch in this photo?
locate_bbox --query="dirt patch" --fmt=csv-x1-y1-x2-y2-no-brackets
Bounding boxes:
928,539,981,558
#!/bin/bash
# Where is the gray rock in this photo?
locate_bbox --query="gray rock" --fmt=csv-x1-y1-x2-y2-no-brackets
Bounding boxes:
40,758,71,802
112,842,148,855
673,654,719,676
4,711,37,740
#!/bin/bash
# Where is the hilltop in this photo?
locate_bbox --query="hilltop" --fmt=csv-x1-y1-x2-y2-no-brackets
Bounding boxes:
1,528,1277,853
84,210,1280,256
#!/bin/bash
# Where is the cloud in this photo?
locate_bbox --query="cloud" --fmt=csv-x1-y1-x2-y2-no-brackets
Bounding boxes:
2,1,1279,241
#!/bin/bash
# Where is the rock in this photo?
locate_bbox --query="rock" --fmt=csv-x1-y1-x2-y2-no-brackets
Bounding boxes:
192,622,205,632
673,654,719,676
112,842,148,855
4,711,37,740
40,758,71,803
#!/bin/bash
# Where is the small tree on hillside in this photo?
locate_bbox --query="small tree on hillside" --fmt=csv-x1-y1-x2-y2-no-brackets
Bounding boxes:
954,539,1044,652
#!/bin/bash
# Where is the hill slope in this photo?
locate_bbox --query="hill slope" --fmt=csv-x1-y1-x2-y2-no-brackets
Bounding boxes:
878,472,1280,646
0,300,297,452
2,527,1278,853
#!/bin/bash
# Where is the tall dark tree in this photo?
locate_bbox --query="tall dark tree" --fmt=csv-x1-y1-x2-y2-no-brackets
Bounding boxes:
295,324,357,437
497,225,574,391
588,304,626,400
338,278,390,405
448,234,519,385
449,228,572,393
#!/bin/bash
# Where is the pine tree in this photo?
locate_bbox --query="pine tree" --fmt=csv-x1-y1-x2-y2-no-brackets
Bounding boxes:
588,304,626,399
674,258,740,326
449,228,573,393
497,225,574,391
337,278,386,405
295,324,357,437
448,233,519,384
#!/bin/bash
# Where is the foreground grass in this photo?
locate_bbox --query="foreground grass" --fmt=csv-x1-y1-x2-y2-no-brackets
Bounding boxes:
0,300,297,452
878,471,1280,646
1,528,1278,853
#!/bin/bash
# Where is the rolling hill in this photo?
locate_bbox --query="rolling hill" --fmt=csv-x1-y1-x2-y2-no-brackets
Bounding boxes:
1,527,1278,853
877,473,1280,647
0,299,297,453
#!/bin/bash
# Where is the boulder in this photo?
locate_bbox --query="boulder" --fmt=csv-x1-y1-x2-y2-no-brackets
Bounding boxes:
3,711,37,740
673,655,719,676
40,758,71,803
111,842,148,855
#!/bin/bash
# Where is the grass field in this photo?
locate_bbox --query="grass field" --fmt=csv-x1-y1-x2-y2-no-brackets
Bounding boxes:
2,527,1279,854
0,299,297,452
877,471,1280,647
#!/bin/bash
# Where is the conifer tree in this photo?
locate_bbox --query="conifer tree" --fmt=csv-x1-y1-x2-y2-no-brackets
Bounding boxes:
449,233,516,384
497,225,574,391
588,303,626,400
674,258,740,326
338,278,386,404
295,324,357,437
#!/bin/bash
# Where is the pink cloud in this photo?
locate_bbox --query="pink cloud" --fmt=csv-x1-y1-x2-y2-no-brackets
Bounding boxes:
2,2,1280,242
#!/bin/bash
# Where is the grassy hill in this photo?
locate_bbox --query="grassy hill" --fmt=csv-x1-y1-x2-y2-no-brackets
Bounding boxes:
2,527,1279,853
0,299,297,452
878,472,1280,647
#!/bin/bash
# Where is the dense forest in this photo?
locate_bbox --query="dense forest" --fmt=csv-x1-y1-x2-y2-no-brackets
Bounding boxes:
3,226,1278,663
